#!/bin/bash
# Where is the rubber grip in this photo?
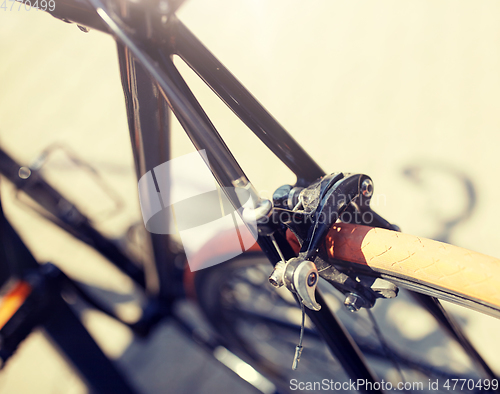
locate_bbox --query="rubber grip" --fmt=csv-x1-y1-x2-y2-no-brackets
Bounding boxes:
324,223,500,309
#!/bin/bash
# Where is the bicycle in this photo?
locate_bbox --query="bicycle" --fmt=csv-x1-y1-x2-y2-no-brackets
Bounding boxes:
0,1,500,393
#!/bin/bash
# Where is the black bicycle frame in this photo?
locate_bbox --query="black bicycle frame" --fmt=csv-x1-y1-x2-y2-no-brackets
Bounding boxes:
8,0,495,391
108,9,381,391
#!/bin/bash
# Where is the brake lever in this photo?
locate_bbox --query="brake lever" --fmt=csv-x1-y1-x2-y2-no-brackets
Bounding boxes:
267,173,398,371
283,257,321,311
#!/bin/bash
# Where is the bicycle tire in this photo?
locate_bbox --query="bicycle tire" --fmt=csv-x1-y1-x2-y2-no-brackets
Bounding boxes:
323,223,500,316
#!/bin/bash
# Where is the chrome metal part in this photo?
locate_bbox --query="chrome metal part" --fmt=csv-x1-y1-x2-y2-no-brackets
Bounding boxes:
370,278,398,299
292,259,321,311
268,261,286,288
268,234,288,288
344,293,366,313
18,167,31,180
292,345,303,370
233,176,261,209
361,178,373,198
242,199,272,225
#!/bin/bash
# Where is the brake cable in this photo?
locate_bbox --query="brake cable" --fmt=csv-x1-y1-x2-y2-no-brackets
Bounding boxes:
292,300,306,370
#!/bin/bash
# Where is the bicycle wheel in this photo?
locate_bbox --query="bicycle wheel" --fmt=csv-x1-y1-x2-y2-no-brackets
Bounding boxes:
190,226,498,393
324,223,500,316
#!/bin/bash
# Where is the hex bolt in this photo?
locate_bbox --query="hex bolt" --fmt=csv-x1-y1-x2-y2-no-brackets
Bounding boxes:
344,293,365,313
268,261,286,288
361,179,373,198
268,274,281,288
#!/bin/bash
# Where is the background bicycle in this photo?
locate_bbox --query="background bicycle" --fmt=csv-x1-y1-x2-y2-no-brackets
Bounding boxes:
1,0,500,392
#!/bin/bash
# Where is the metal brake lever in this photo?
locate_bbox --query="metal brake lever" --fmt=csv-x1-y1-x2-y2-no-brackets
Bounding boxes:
282,257,321,311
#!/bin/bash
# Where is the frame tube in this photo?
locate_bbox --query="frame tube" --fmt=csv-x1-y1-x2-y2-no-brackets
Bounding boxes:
171,18,325,185
117,42,179,300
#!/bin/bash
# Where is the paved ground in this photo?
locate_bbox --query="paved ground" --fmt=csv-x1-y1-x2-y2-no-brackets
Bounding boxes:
1,0,500,393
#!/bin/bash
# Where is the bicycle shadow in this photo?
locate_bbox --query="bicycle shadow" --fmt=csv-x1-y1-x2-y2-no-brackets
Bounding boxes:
72,282,260,394
401,161,477,244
